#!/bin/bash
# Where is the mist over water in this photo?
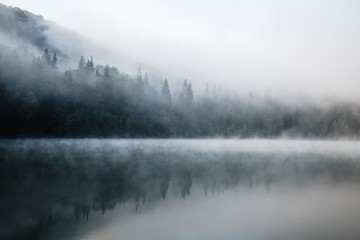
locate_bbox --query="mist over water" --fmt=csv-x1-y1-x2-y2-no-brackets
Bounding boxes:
1,2,360,239
1,139,360,240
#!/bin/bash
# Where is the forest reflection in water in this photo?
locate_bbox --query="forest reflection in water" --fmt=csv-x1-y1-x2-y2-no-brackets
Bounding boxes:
1,139,360,240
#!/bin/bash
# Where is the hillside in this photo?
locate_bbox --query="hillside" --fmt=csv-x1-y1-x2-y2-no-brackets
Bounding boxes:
0,3,359,138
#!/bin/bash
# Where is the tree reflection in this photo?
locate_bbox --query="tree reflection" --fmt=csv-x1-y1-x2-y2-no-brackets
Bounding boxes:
1,140,360,239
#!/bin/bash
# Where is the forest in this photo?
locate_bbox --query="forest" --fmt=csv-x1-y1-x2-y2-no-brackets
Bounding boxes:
0,45,360,138
1,3,359,138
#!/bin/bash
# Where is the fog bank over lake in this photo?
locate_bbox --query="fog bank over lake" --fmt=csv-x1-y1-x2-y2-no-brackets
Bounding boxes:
1,139,360,240
1,1,360,239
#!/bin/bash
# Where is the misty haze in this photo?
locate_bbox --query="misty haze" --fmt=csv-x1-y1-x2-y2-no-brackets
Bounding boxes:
1,1,360,240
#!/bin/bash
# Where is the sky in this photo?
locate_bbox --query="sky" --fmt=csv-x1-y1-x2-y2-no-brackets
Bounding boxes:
2,0,360,101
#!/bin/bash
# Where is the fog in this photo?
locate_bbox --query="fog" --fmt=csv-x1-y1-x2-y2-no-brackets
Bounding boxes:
2,0,360,101
2,2,360,237
2,139,360,240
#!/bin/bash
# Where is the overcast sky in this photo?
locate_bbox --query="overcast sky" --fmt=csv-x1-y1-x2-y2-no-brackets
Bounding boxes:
2,0,360,101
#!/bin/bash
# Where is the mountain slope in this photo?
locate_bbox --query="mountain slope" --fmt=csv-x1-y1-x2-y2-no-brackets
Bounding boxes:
0,3,359,139
0,3,102,68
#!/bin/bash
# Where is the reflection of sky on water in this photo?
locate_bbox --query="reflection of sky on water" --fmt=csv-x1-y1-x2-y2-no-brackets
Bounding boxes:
75,185,360,240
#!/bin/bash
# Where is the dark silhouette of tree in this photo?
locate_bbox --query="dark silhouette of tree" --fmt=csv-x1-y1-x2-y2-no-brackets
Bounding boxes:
160,78,171,107
135,67,145,103
51,52,57,67
1,46,360,138
187,82,193,103
78,56,85,70
42,48,51,65
103,65,111,79
179,79,193,110
95,69,101,78
86,56,94,73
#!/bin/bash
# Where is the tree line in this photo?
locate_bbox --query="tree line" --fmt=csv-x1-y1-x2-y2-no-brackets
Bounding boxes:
0,47,360,138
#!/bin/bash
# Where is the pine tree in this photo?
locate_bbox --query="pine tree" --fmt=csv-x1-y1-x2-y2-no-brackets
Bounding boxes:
103,65,111,79
78,56,85,70
42,48,51,65
178,79,194,110
160,78,172,107
95,69,101,78
51,52,57,67
86,56,94,72
187,82,193,104
135,67,144,100
180,79,188,102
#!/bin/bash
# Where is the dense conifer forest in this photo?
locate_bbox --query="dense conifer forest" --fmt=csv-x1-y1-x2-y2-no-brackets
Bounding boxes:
1,46,360,138
1,4,360,138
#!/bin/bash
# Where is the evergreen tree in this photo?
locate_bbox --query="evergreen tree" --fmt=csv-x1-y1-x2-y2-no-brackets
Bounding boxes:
187,82,193,104
78,56,85,70
160,78,172,107
4,46,360,138
95,69,101,78
51,52,57,67
143,73,153,97
103,65,111,79
86,56,94,72
135,67,144,101
42,48,51,65
180,79,188,103
180,79,193,107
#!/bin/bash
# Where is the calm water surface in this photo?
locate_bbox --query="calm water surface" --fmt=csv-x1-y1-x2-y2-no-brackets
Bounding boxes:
1,139,360,240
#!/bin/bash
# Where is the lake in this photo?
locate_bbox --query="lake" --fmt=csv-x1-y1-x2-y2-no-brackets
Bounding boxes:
1,139,360,240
